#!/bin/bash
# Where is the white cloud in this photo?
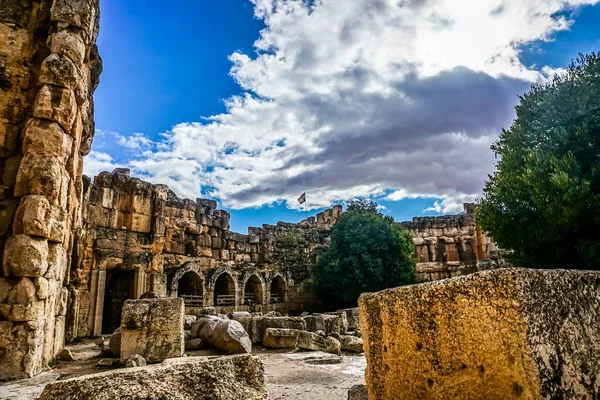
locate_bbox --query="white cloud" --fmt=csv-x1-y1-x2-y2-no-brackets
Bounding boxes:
92,0,599,211
83,151,121,178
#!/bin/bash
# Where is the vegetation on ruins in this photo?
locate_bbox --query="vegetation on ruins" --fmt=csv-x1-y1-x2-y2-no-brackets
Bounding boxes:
314,200,416,309
477,53,600,269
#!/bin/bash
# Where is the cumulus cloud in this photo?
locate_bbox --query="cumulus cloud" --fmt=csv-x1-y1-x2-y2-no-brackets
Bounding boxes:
90,0,599,210
83,151,122,178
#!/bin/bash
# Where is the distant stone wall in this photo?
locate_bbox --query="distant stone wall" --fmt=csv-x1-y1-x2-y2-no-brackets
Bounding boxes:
402,203,505,282
69,169,341,337
0,0,101,379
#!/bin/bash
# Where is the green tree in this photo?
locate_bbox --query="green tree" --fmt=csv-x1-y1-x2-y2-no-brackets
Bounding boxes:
314,200,416,309
477,53,600,269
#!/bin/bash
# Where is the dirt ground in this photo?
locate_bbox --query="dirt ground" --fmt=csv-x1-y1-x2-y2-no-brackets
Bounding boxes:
0,339,365,399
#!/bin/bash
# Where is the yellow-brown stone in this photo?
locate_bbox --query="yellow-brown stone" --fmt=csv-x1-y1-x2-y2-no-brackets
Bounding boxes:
359,268,600,400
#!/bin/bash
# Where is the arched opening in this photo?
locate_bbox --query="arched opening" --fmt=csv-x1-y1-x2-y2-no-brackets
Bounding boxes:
213,273,236,307
178,271,204,308
270,275,287,304
243,275,263,305
102,269,135,334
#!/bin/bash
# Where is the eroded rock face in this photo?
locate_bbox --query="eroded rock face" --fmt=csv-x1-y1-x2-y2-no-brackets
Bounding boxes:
39,355,267,400
0,0,101,379
359,268,600,400
120,297,184,363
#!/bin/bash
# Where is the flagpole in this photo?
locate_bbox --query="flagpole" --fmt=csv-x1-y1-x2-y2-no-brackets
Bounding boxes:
304,195,308,220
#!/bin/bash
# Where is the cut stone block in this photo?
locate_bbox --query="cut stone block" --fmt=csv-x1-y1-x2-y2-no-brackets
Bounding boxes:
263,328,299,349
39,355,267,400
120,297,184,363
359,268,600,400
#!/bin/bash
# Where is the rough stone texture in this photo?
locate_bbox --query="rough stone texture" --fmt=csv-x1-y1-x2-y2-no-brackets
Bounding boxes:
0,0,101,380
119,297,184,363
401,203,506,282
69,169,343,339
297,330,341,355
348,384,369,400
359,268,600,400
198,318,252,354
340,335,363,353
108,328,121,357
184,338,204,351
125,353,146,368
39,355,267,399
263,328,300,349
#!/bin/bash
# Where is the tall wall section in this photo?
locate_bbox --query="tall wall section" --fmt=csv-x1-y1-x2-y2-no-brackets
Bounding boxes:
401,203,505,282
0,0,101,379
69,169,340,338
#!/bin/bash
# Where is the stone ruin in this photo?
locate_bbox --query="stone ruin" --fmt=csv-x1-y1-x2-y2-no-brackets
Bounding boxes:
1,0,102,380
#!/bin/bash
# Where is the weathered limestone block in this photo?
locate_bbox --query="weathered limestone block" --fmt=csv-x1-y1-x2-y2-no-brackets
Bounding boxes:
13,195,51,238
39,355,267,400
2,234,48,277
22,119,73,164
14,153,64,204
359,268,600,400
33,85,77,132
195,316,251,354
263,328,299,349
341,308,360,331
340,335,363,353
39,53,80,91
47,29,86,64
303,313,344,335
120,297,184,363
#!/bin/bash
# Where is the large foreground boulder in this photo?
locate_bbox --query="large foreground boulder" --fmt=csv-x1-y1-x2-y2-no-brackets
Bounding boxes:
40,355,267,400
195,316,252,354
120,297,184,363
359,268,600,400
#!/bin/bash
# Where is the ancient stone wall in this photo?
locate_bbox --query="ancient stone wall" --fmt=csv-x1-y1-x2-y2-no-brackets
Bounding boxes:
69,169,340,338
401,203,505,282
0,0,101,379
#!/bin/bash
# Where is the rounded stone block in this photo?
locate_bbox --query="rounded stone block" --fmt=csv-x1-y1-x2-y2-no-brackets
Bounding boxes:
22,119,73,164
13,195,51,238
14,154,64,204
47,29,86,64
33,84,77,133
2,234,49,277
39,53,80,91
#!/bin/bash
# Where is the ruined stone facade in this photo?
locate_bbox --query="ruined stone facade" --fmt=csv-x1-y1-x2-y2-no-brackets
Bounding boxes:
67,168,503,341
0,0,101,379
401,203,504,282
68,169,341,338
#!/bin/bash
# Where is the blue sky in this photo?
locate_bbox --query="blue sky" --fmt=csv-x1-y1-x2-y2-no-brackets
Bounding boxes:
90,0,600,233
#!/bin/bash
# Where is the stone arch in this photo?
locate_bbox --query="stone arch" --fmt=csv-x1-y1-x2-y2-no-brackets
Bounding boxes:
268,272,288,304
242,272,266,305
208,266,238,307
169,262,205,294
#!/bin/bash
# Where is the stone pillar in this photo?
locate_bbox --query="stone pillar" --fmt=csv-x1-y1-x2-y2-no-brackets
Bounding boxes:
0,0,101,379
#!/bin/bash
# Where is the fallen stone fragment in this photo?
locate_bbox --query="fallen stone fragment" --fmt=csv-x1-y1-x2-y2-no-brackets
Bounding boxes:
263,328,299,349
185,339,204,351
347,384,368,400
210,319,252,354
184,315,197,330
359,268,600,400
340,335,363,353
108,328,121,357
125,354,146,368
297,330,340,354
120,297,184,363
94,337,105,346
41,355,267,400
58,348,74,361
96,358,120,368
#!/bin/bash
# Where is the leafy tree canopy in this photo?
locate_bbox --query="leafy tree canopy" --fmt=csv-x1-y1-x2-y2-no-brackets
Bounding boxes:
477,53,600,269
314,200,416,309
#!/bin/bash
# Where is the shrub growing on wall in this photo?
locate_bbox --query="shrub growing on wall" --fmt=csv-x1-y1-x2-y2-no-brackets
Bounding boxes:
477,53,600,269
314,200,416,309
